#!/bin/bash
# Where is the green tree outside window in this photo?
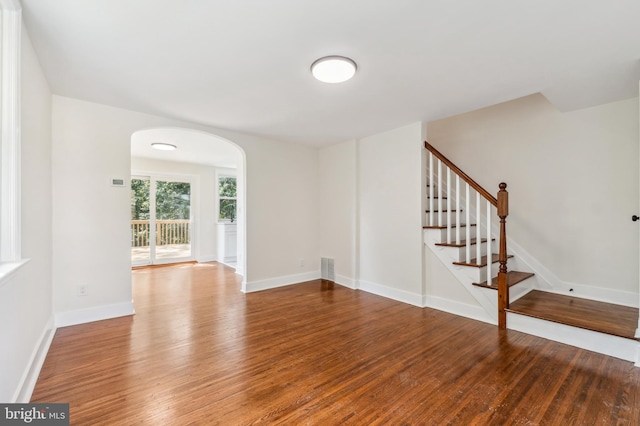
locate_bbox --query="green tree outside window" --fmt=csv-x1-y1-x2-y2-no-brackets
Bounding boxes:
219,177,237,221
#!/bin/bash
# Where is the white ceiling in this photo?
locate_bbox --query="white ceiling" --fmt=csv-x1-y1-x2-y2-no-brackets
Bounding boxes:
131,128,240,168
21,0,640,146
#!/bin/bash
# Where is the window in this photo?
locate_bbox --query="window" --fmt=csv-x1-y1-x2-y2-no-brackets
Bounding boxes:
0,3,27,285
218,177,237,222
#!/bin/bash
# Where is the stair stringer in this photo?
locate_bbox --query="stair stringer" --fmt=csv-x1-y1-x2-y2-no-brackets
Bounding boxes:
427,186,545,297
458,195,637,307
424,228,640,365
424,229,504,325
425,147,639,365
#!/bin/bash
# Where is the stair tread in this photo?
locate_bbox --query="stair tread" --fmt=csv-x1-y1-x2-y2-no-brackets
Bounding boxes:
453,253,514,268
435,237,493,248
425,210,461,213
423,224,476,230
506,290,639,340
472,271,534,289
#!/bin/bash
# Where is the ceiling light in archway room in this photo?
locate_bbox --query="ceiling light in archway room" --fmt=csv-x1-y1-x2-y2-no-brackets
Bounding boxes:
151,143,177,151
311,56,357,83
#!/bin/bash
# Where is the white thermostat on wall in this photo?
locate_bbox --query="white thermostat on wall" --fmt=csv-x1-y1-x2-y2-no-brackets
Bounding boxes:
111,178,126,187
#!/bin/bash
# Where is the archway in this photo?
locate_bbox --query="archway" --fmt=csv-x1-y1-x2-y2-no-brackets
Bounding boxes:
130,127,246,282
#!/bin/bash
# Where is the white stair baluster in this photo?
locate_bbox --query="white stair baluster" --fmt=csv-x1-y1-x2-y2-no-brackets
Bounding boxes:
487,200,492,270
465,183,471,263
455,175,460,245
446,167,451,243
429,153,434,226
476,192,481,266
437,160,442,227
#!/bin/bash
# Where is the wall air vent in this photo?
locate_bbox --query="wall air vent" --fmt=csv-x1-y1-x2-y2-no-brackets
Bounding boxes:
320,257,335,282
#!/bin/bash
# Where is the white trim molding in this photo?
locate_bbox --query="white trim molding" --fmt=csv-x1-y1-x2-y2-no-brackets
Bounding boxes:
335,274,356,290
0,257,27,287
358,279,423,307
0,1,21,263
423,295,494,325
244,271,321,293
55,301,135,328
12,316,56,403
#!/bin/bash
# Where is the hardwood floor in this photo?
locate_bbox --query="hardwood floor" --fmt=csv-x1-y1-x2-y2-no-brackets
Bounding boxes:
32,263,640,425
508,290,639,339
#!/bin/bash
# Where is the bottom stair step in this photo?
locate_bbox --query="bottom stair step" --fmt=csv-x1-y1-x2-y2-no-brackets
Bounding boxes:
507,290,639,340
472,270,534,289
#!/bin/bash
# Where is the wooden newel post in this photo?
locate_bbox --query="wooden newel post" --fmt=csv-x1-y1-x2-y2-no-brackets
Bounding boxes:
497,182,509,329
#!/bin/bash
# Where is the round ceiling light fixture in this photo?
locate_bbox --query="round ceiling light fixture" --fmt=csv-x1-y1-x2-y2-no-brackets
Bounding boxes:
311,56,357,83
151,142,177,151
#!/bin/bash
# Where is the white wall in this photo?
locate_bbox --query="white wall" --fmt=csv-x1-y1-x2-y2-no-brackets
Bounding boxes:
358,123,424,303
0,26,53,402
427,94,639,295
243,135,319,289
318,123,425,304
52,96,320,323
131,157,218,262
318,140,357,286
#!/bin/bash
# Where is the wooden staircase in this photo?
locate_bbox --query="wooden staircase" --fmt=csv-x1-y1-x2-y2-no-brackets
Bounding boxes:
424,141,535,327
423,141,640,364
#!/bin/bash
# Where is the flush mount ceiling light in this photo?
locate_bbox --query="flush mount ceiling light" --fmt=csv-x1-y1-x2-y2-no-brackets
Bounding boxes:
151,142,177,151
311,56,357,83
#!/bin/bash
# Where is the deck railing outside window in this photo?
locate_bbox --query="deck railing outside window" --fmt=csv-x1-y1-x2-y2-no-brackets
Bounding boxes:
131,220,190,247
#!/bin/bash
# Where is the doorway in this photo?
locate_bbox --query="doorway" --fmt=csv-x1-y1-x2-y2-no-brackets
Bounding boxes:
131,174,194,266
130,127,246,282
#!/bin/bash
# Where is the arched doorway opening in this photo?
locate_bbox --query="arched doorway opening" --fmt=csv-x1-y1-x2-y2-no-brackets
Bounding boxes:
129,127,246,282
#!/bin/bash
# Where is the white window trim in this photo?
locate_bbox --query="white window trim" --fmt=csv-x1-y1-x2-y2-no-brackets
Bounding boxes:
0,0,27,286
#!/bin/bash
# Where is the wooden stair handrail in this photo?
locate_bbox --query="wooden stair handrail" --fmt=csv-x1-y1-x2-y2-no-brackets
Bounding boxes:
424,141,497,207
424,141,510,329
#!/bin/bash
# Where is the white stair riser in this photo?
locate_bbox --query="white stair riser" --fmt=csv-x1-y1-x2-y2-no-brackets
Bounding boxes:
508,313,639,363
426,197,458,209
425,212,467,226
449,243,492,260
427,227,482,243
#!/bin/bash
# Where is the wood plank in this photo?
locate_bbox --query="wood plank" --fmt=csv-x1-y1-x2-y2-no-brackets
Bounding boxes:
435,237,493,248
30,263,640,425
507,290,639,340
473,270,534,289
453,253,513,268
423,224,476,229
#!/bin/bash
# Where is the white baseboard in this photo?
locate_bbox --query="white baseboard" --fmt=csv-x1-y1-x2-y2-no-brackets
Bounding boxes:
55,301,135,328
197,255,217,263
358,279,423,307
335,274,356,289
244,271,321,293
507,236,638,307
423,295,494,325
508,312,640,364
12,316,56,403
551,281,639,308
